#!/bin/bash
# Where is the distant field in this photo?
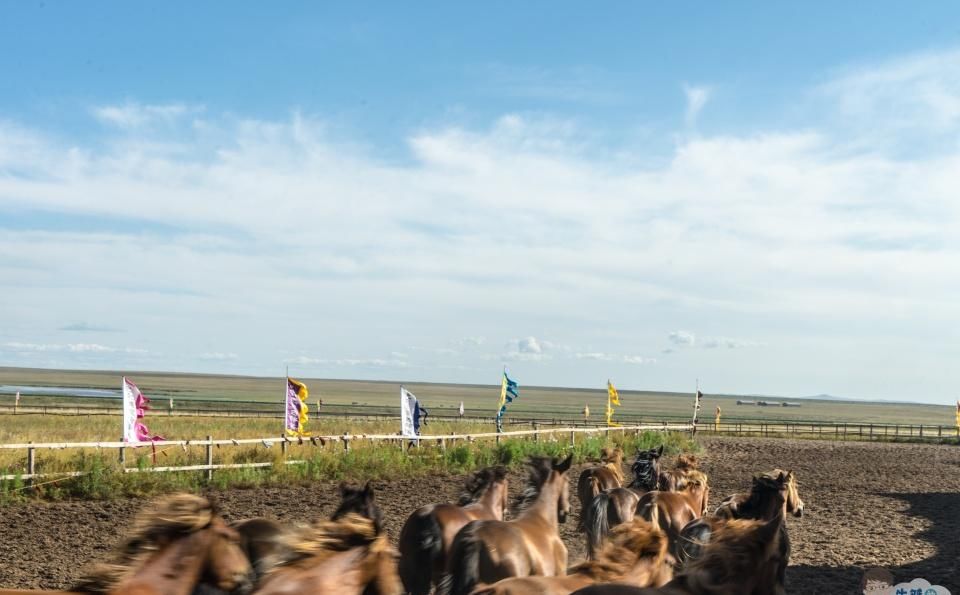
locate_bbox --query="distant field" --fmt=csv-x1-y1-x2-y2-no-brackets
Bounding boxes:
0,366,954,427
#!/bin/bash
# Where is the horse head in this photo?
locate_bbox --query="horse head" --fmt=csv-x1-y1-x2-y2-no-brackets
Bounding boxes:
552,454,574,524
200,515,254,594
334,481,384,534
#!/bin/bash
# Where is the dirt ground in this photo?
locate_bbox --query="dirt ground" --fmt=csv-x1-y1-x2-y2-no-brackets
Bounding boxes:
1,436,958,593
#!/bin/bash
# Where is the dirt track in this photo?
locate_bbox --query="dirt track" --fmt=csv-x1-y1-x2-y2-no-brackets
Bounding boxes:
1,436,958,593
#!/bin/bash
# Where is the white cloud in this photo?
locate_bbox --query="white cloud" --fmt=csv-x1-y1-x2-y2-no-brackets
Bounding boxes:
575,352,656,365
287,356,410,369
199,352,238,361
2,46,960,400
701,337,759,350
668,331,697,346
683,84,711,127
92,102,202,129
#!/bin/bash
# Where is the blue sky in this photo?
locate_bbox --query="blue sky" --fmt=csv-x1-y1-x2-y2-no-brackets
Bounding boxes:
2,2,960,404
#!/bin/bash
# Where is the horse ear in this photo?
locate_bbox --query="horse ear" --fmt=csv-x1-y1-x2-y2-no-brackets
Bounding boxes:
363,481,375,500
656,445,664,457
777,471,787,482
555,453,574,473
786,470,794,481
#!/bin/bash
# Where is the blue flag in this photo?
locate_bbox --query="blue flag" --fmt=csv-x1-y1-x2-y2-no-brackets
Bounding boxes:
495,371,519,432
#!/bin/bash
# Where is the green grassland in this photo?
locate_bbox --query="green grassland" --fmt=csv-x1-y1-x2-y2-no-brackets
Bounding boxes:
0,366,955,428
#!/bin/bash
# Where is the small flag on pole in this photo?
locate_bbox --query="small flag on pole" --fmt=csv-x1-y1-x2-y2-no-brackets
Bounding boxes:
691,384,703,435
401,387,426,438
285,377,310,436
122,377,163,443
14,390,20,410
458,401,465,418
606,380,621,427
715,406,722,430
496,370,519,433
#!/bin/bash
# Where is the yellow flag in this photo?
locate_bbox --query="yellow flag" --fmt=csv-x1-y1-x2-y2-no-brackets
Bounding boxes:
606,380,621,426
955,400,959,431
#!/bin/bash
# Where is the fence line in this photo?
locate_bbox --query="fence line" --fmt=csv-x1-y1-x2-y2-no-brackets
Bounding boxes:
0,423,693,481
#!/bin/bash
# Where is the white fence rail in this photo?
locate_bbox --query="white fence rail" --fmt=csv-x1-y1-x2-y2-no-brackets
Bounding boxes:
0,423,694,481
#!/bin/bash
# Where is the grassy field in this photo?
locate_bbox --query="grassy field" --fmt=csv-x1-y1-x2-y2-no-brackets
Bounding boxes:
0,366,954,427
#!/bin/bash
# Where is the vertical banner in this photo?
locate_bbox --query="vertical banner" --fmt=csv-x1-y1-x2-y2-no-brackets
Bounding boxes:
715,406,722,430
285,377,310,436
401,387,419,438
495,370,519,433
955,400,959,435
122,377,163,443
606,379,621,426
14,390,19,412
691,384,703,435
458,401,465,418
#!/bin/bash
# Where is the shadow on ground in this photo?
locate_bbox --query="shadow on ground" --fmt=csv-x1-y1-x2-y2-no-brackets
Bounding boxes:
786,492,959,594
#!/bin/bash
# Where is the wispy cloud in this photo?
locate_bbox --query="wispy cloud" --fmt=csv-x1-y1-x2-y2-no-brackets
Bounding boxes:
59,322,121,333
1,46,960,399
92,102,203,129
575,352,656,365
683,84,711,127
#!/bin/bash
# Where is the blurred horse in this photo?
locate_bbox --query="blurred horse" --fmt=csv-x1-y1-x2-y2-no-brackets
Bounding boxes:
576,447,625,530
398,466,510,595
635,471,710,556
444,455,574,595
568,511,787,595
472,520,673,595
583,446,664,558
676,470,802,592
230,481,382,583
0,494,252,595
656,455,700,492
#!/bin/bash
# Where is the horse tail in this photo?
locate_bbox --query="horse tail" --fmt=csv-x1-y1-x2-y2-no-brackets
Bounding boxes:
585,491,612,559
446,522,483,595
398,508,443,595
676,518,711,567
578,475,602,530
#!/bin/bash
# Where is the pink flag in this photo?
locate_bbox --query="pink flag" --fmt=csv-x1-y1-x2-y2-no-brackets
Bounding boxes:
122,377,164,443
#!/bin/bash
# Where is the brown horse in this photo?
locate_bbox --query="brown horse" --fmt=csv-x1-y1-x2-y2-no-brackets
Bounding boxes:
656,455,699,492
398,466,510,595
472,520,673,595
583,446,663,558
251,513,401,595
444,455,574,595
634,471,709,556
230,481,383,584
568,512,787,595
0,494,253,595
576,447,625,529
676,470,802,592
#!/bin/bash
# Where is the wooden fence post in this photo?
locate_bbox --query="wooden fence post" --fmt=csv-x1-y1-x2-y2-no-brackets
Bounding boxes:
343,435,350,453
119,446,126,466
281,439,287,457
27,443,35,488
569,430,575,449
205,436,213,482
533,422,539,442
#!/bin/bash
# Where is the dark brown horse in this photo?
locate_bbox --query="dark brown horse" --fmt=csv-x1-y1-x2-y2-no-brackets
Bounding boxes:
656,455,699,492
230,481,383,583
676,470,803,592
251,513,401,595
444,455,574,595
0,494,253,595
398,466,510,595
635,471,710,557
472,520,673,595
583,446,663,558
568,512,787,595
576,447,625,529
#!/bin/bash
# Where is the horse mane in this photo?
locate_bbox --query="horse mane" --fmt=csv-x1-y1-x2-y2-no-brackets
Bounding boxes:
682,470,708,488
71,493,214,594
458,465,508,506
271,513,388,570
513,456,554,513
571,520,669,581
679,517,780,592
675,454,699,470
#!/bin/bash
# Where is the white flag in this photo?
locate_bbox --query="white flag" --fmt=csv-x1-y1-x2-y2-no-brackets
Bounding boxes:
122,377,139,442
401,387,418,438
458,401,465,416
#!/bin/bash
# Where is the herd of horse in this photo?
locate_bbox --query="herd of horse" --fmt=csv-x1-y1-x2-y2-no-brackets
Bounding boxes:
0,445,805,595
